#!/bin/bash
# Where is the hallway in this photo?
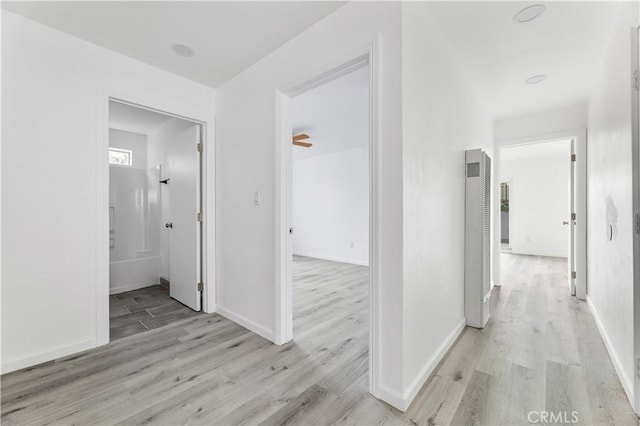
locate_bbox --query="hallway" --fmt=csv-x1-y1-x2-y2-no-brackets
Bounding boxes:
1,255,636,425
407,254,638,425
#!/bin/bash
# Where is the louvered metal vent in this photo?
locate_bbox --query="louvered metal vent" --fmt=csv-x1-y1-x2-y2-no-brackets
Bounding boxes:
465,149,492,329
483,156,491,295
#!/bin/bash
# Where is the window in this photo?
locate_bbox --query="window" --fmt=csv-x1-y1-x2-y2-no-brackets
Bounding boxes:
109,148,132,166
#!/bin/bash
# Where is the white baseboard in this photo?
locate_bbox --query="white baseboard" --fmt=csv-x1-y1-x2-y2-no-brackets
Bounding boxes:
203,303,217,315
402,318,466,411
378,385,407,412
215,305,274,342
377,318,466,412
1,339,96,374
586,296,634,404
110,282,157,295
293,251,369,266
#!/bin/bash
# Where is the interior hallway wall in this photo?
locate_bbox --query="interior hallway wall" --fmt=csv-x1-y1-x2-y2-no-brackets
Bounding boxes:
1,11,215,373
293,147,369,265
216,1,406,403
401,2,494,405
501,144,570,258
494,104,588,143
585,1,639,403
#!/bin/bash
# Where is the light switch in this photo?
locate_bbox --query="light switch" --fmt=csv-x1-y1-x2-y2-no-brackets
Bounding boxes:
254,190,261,206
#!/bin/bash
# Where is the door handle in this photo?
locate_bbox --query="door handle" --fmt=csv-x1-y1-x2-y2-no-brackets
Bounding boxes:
165,222,173,229
562,221,569,225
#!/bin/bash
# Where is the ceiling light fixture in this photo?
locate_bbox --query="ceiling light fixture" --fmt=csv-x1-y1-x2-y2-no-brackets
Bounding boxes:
513,4,546,23
525,75,547,84
171,43,195,58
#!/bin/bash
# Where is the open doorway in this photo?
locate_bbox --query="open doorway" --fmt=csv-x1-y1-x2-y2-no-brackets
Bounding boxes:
499,138,577,293
107,100,203,340
289,65,370,362
274,50,380,395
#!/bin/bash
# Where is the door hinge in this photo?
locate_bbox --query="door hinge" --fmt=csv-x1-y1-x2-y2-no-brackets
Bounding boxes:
197,143,203,152
635,213,640,234
571,271,576,279
636,358,640,378
197,212,202,222
571,154,576,162
633,69,639,92
197,282,203,292
571,212,576,221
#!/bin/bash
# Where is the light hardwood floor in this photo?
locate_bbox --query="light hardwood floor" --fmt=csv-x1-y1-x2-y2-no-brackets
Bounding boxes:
409,254,638,425
1,254,637,425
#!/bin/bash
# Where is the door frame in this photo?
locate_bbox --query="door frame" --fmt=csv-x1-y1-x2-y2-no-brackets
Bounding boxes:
96,92,215,346
273,40,381,397
494,129,587,300
631,24,640,416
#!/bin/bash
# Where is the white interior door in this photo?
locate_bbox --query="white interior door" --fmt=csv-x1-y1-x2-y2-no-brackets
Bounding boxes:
568,139,576,296
168,124,201,311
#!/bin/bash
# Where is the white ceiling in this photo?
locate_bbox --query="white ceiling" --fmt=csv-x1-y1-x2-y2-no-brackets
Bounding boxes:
109,101,173,135
2,1,346,87
501,138,571,162
292,65,369,160
425,1,623,119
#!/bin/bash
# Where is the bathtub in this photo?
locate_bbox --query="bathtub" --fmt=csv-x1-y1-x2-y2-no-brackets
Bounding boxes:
110,251,162,295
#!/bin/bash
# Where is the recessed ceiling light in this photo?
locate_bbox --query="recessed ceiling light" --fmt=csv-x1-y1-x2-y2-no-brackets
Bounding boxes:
513,4,546,23
525,75,547,84
171,43,195,58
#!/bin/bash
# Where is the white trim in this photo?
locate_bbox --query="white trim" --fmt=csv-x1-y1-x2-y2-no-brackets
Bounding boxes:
402,319,466,410
1,339,96,375
630,24,640,415
203,115,216,314
216,305,274,342
377,386,406,413
97,90,216,348
96,91,110,347
292,252,369,267
495,128,587,300
109,282,158,295
274,91,293,346
377,319,466,412
587,296,634,402
368,38,381,398
274,39,381,398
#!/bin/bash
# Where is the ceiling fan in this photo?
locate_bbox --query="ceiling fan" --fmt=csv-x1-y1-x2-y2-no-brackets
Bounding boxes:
292,133,312,148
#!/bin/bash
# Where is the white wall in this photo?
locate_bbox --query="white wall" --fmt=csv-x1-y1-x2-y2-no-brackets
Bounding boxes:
494,104,587,143
585,1,639,403
216,1,405,402
293,147,369,265
401,2,494,404
147,118,196,281
1,11,215,373
501,146,570,258
109,129,147,170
